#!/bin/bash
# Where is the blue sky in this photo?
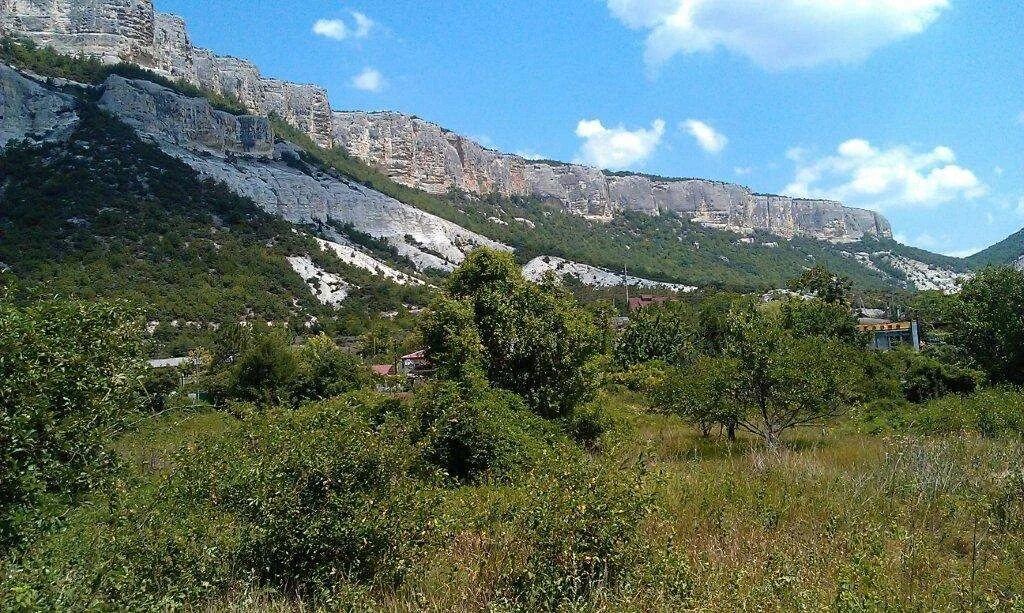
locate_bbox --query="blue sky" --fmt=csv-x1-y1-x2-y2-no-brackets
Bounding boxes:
156,0,1023,256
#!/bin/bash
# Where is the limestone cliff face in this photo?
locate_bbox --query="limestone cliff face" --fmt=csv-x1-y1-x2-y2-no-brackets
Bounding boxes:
0,0,334,147
100,75,275,158
90,75,506,271
332,111,893,243
0,64,78,147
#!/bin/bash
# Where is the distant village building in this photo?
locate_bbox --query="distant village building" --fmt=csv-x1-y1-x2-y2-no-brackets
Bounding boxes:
400,350,434,379
857,321,921,352
628,294,674,312
371,364,396,377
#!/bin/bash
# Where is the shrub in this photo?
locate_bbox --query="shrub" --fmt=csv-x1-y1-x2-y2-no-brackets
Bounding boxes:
414,381,560,483
904,388,1024,437
608,359,670,394
0,298,144,548
0,480,240,611
565,392,630,449
495,452,657,609
170,397,436,594
898,351,982,403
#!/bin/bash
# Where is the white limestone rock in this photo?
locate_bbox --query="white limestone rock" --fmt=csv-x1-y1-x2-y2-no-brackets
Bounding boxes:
331,110,892,243
0,66,79,147
93,75,510,272
99,74,274,157
313,237,425,286
287,256,351,307
1,0,334,147
522,256,697,293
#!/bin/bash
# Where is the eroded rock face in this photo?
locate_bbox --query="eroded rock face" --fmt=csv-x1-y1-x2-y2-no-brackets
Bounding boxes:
332,111,893,242
100,75,274,158
0,0,154,63
93,76,507,271
0,0,334,148
0,65,79,147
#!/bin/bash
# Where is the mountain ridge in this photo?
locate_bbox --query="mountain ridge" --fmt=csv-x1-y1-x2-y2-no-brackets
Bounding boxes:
2,0,891,245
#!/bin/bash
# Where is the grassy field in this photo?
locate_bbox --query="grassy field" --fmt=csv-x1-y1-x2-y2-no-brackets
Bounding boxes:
101,393,1024,612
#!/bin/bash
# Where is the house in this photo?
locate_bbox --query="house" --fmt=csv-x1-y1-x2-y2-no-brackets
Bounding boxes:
146,356,201,369
399,350,434,377
857,321,921,352
628,295,673,312
371,364,396,377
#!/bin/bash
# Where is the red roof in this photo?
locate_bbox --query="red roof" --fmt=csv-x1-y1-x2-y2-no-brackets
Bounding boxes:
371,364,396,376
628,295,673,312
400,349,428,361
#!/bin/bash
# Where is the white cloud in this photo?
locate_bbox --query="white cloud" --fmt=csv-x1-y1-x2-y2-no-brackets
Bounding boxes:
994,166,1004,176
606,0,948,71
682,119,728,154
1017,111,1024,125
734,166,752,176
313,11,374,41
352,68,384,92
313,19,348,41
574,118,665,169
911,233,938,249
945,247,983,258
785,147,808,163
351,11,374,38
516,149,547,161
783,139,987,211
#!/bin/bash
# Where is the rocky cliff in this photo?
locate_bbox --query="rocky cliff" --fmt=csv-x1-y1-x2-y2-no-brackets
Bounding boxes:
0,64,77,147
0,66,506,271
95,74,507,271
0,0,892,244
333,111,892,243
0,0,334,147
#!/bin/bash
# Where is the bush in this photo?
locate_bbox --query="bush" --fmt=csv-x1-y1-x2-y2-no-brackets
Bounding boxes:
608,359,670,394
0,480,241,611
170,397,436,594
565,394,626,449
495,452,657,609
901,388,1024,437
0,298,144,548
898,350,982,403
414,381,560,483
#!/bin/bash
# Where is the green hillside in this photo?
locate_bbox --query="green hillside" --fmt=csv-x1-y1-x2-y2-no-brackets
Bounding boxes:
0,98,428,354
967,227,1024,268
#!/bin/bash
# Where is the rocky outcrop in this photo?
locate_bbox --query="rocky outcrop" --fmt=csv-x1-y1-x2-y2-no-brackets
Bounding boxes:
0,0,334,147
0,64,78,147
93,75,508,271
99,74,274,158
522,256,696,293
332,111,893,243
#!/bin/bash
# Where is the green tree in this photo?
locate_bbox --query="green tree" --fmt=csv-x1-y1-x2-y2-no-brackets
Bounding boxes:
423,249,603,418
227,328,300,406
657,303,863,448
291,334,369,403
952,266,1024,385
788,265,852,305
723,305,864,447
780,298,861,345
657,355,743,440
614,302,700,367
1,297,144,547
